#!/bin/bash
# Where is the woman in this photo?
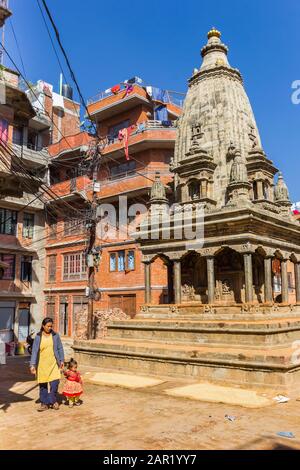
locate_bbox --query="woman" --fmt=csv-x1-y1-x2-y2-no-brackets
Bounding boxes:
30,318,65,412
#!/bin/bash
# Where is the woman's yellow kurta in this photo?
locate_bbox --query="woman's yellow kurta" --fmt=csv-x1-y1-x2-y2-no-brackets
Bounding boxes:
37,334,61,383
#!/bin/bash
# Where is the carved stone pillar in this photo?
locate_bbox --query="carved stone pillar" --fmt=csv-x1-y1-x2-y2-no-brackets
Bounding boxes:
264,257,273,303
206,256,215,304
281,259,289,304
144,262,152,304
167,262,174,304
295,262,300,304
173,260,182,304
244,253,253,303
257,180,264,200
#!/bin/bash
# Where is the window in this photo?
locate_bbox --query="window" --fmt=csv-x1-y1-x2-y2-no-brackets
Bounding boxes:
0,208,17,235
108,120,130,142
110,253,116,272
48,255,56,282
110,160,136,180
127,251,135,271
13,126,23,145
109,250,135,272
46,299,55,321
118,251,125,271
23,213,34,239
0,254,15,280
63,252,86,281
21,256,32,282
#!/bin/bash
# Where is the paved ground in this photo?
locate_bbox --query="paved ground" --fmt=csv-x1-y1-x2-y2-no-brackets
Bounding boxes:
1,356,300,450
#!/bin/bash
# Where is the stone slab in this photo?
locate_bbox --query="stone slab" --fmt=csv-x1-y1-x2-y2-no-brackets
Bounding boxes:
85,372,165,389
164,382,273,408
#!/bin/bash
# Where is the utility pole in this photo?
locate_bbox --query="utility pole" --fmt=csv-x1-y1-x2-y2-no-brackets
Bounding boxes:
86,189,97,340
86,140,100,340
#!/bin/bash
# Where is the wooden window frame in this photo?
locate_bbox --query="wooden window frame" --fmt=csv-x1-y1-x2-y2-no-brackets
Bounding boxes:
23,212,35,239
63,252,86,281
0,208,18,236
48,255,57,283
109,249,135,273
0,254,16,280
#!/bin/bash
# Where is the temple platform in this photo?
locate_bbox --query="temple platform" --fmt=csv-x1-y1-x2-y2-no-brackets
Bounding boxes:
74,304,300,394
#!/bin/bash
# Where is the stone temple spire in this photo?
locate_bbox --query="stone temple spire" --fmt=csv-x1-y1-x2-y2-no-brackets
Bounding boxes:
150,172,168,205
173,29,264,210
274,172,290,204
200,27,230,71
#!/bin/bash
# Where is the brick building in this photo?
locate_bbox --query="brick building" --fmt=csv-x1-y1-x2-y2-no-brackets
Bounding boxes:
44,81,183,337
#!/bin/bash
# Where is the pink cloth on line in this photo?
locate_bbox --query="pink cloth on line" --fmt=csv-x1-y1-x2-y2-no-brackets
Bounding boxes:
0,119,8,145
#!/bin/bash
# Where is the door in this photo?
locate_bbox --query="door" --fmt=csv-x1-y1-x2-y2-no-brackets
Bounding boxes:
59,303,68,336
18,309,30,342
0,301,16,342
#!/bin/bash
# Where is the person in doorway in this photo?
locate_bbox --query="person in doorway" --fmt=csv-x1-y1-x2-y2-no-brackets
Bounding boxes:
30,317,65,412
62,358,83,408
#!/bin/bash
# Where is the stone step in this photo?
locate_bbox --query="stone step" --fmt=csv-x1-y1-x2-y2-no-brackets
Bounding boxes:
75,337,298,369
73,338,300,391
106,317,300,347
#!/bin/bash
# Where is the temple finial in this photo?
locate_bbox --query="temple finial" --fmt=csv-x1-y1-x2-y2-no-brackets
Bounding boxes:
207,27,221,40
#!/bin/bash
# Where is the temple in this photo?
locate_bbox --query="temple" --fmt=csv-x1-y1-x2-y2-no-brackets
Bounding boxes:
74,30,300,392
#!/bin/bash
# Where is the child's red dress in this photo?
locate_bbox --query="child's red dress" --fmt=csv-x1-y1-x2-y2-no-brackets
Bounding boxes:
62,370,83,399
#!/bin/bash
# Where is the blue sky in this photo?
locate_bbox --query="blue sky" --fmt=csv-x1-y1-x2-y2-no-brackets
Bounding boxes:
5,0,300,201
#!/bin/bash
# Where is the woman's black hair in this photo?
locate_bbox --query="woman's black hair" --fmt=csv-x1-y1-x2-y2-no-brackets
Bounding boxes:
68,358,78,369
40,317,54,331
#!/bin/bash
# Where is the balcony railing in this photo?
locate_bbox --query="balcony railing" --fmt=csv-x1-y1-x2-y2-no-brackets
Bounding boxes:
99,120,177,148
88,85,185,108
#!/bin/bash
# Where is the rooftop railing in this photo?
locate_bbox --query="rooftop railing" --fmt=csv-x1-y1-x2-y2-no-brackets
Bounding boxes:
87,84,185,108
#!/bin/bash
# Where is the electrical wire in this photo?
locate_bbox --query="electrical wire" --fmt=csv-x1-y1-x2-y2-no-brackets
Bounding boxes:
36,0,86,130
40,0,97,135
9,19,26,78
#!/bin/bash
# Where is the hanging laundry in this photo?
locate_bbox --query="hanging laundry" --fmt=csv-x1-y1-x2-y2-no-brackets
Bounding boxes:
146,86,153,97
0,119,8,144
125,77,143,85
118,127,131,160
154,104,168,121
151,87,169,105
124,84,134,97
162,120,172,127
111,85,121,95
137,122,146,133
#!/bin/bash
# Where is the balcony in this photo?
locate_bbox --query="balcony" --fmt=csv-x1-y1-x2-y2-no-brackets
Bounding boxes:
97,169,172,202
48,175,91,203
12,143,49,169
0,0,12,28
87,85,184,120
100,120,178,158
48,132,92,158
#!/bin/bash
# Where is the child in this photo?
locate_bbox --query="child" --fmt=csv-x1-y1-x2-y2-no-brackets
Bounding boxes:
62,358,83,408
